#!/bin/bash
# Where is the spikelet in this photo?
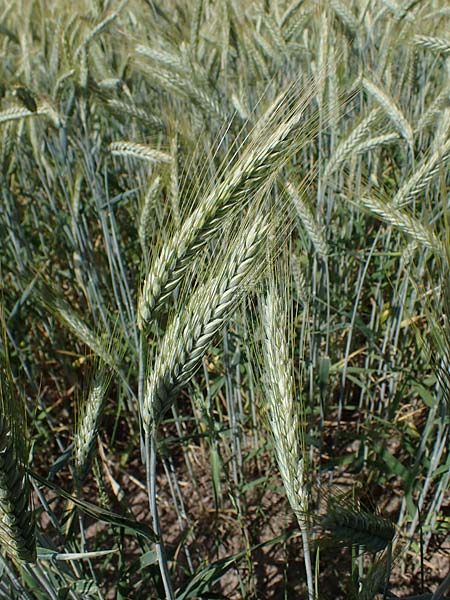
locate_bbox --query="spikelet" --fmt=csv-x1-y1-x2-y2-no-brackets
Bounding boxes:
142,214,269,429
290,253,309,306
190,0,203,58
37,99,64,128
139,176,162,256
169,135,180,226
135,45,186,74
351,132,400,156
75,11,120,57
413,35,450,55
137,82,321,329
262,283,307,517
323,108,381,179
0,106,42,125
105,99,164,129
0,416,36,562
330,0,360,38
134,45,224,120
261,278,315,600
33,282,117,368
109,142,172,164
392,137,450,208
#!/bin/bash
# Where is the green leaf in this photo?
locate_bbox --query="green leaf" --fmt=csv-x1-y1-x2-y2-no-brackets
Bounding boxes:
431,464,450,479
126,550,159,578
29,470,157,542
410,381,436,408
377,447,410,480
240,476,268,493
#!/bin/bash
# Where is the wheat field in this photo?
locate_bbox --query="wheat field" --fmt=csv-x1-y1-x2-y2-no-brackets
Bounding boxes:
0,0,449,598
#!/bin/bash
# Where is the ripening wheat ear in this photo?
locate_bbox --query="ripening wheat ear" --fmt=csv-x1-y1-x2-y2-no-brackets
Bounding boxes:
142,212,270,431
261,279,314,600
137,80,324,329
321,501,395,553
355,194,443,255
0,322,36,563
392,136,450,208
134,44,224,120
362,78,414,154
414,261,450,411
262,282,307,516
413,35,450,56
322,108,381,180
32,278,118,369
286,180,328,260
0,416,36,563
109,142,172,164
74,365,112,484
0,106,47,125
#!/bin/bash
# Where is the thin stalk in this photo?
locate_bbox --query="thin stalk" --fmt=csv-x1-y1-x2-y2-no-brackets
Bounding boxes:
338,231,380,428
432,569,450,600
161,454,194,573
23,564,58,600
223,327,241,510
298,521,315,600
145,428,174,600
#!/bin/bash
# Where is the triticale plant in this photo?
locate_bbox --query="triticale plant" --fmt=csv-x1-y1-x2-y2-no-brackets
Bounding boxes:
261,280,314,599
321,501,395,553
0,334,35,563
0,416,36,563
142,213,269,430
357,195,442,254
74,366,112,484
137,84,322,329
